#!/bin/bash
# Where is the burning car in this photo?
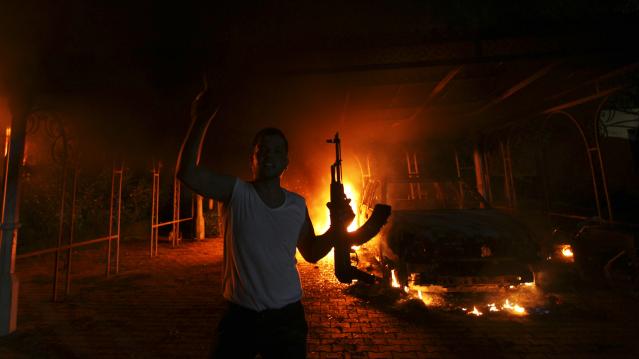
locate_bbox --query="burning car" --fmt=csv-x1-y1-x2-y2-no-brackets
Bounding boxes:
353,177,540,291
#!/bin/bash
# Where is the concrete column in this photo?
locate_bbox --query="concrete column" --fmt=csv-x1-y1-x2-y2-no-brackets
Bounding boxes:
195,195,205,240
473,143,487,201
0,103,27,336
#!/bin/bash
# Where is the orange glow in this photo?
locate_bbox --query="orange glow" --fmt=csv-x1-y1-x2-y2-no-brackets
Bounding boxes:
561,245,574,258
468,306,483,316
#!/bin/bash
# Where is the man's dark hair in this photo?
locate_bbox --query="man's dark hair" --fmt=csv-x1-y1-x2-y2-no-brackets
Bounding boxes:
251,127,289,153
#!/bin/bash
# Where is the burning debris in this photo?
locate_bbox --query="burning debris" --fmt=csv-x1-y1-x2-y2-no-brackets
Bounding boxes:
344,272,554,320
400,277,537,318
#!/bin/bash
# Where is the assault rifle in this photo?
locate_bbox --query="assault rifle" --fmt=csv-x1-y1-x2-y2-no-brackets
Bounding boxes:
326,133,391,284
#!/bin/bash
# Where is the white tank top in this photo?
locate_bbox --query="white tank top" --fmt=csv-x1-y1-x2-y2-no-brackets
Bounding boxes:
221,178,307,311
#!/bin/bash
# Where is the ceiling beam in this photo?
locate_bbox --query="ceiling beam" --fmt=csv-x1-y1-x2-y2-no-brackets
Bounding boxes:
282,41,637,77
482,85,627,135
405,66,463,121
467,62,558,116
426,66,463,105
547,61,639,101
542,86,625,114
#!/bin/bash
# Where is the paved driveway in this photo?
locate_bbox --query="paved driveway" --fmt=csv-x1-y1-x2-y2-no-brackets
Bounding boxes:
1,239,638,358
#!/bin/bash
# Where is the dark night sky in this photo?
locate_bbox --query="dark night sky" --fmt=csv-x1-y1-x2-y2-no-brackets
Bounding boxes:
0,1,638,175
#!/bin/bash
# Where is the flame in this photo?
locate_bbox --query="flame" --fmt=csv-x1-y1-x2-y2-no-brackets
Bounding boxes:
561,245,574,258
404,278,534,316
403,286,409,294
501,299,527,315
513,304,526,314
351,245,360,251
402,282,533,317
502,299,513,310
412,288,434,306
462,299,527,317
391,269,401,288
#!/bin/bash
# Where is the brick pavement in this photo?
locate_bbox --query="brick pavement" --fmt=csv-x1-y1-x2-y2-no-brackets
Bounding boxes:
1,238,639,358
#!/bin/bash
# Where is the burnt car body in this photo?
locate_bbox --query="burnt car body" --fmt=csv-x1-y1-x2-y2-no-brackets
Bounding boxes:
354,178,540,290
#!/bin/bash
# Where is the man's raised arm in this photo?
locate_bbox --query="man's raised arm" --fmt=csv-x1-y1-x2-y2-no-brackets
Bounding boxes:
176,84,235,202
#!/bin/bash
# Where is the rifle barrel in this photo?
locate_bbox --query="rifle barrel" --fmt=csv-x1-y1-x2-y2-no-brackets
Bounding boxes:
328,132,343,184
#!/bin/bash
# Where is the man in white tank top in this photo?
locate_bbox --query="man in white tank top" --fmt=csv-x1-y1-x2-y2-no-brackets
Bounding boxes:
177,82,353,359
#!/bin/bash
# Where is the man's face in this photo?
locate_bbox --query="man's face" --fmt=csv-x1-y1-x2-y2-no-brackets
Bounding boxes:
251,134,289,180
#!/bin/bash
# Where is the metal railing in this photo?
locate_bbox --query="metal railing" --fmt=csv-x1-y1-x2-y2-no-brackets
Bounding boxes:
16,163,123,302
150,161,194,257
